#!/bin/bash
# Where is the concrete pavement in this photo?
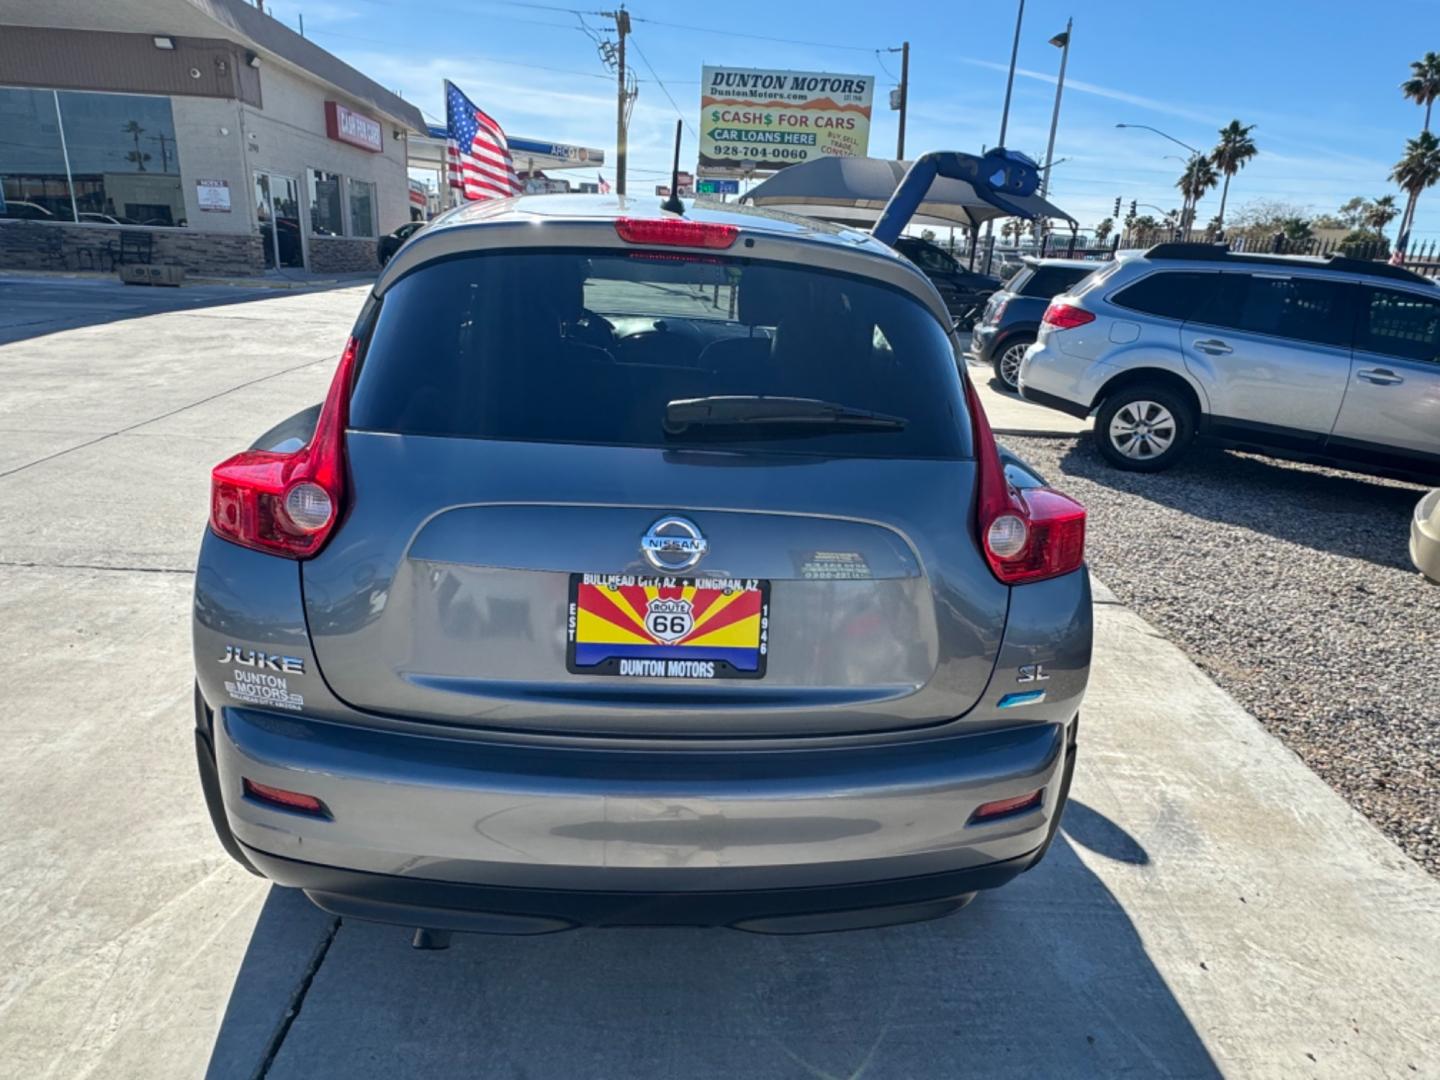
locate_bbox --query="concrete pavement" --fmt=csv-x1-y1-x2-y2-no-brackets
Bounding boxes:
0,281,1436,1078
958,334,1092,438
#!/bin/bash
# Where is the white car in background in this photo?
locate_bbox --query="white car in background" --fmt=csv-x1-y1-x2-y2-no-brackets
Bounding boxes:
1413,489,1440,583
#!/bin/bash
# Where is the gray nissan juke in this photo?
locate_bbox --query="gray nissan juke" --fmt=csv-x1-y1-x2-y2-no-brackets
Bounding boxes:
193,194,1092,939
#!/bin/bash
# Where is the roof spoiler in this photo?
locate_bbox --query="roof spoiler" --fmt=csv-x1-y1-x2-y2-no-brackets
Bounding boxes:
872,149,1044,246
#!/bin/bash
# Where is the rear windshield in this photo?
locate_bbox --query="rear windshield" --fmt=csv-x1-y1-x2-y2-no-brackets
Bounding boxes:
350,250,970,458
1019,265,1095,298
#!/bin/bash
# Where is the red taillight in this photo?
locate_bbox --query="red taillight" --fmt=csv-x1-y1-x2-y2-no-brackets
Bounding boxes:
973,789,1044,822
1041,302,1095,330
614,217,738,249
209,336,359,559
243,777,328,816
963,376,1087,585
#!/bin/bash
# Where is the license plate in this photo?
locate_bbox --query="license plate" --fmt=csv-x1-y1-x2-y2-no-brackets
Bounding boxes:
567,573,769,679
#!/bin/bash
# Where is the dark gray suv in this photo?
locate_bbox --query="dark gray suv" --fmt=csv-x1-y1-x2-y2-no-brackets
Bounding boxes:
193,196,1092,938
971,258,1104,390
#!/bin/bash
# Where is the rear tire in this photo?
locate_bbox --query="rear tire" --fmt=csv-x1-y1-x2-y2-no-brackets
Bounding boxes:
992,335,1034,392
1094,383,1196,472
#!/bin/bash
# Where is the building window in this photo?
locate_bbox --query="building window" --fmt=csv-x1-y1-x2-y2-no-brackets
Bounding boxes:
308,169,344,235
58,90,184,225
348,179,375,237
1,88,186,226
0,87,74,221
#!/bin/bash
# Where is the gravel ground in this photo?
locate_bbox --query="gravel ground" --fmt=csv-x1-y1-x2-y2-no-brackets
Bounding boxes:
1004,431,1439,875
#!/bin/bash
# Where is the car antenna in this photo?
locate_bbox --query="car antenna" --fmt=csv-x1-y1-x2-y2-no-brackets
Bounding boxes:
661,119,685,214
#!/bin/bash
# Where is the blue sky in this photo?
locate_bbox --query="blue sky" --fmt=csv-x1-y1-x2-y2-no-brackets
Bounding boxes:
274,0,1439,239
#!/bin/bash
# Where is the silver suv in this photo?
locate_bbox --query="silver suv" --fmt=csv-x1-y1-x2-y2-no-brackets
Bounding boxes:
1019,244,1440,479
193,196,1092,938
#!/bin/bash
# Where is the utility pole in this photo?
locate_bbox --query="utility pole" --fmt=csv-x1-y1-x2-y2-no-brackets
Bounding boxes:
612,5,631,195
896,42,909,159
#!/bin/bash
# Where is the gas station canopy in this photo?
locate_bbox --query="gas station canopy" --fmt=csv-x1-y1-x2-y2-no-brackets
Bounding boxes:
410,126,606,174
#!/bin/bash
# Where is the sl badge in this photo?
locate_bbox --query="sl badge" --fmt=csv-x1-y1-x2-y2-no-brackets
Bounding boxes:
645,596,694,643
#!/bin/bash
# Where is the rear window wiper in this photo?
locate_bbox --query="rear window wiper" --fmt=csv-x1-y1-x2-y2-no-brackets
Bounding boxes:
663,395,908,434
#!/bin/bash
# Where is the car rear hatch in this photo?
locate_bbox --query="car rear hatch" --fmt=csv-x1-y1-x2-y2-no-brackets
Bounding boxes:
300,230,1012,738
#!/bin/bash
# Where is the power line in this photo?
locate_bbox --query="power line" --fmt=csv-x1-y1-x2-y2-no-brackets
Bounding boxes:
484,0,607,14
307,26,616,82
628,33,697,139
628,14,876,53
874,49,899,84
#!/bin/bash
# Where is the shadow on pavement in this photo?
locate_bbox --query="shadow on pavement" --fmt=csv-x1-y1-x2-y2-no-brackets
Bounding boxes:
1062,799,1151,866
207,829,1217,1078
1053,437,1425,570
0,275,371,347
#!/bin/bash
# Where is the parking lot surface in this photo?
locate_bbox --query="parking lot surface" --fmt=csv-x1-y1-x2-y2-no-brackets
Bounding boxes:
1,280,1437,1078
1004,432,1438,877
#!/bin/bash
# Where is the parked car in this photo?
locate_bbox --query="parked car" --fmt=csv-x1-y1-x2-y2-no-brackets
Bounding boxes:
893,235,1001,326
1020,243,1440,481
194,195,1091,939
971,258,1105,390
1,199,70,221
1413,488,1440,583
377,220,425,266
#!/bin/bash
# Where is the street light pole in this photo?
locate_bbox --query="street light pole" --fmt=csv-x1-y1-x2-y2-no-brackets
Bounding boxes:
998,0,1025,146
1039,18,1072,199
1116,122,1202,239
983,0,1025,273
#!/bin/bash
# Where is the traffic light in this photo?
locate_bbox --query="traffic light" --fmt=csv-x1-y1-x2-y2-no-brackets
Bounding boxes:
1130,200,1137,218
1113,196,1121,217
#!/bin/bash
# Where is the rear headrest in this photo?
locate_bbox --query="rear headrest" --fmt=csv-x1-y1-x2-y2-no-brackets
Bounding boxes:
737,266,792,327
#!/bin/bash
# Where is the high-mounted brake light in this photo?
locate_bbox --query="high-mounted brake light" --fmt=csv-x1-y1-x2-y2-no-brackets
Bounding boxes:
614,217,738,249
1041,302,1095,330
209,336,359,559
963,376,1086,585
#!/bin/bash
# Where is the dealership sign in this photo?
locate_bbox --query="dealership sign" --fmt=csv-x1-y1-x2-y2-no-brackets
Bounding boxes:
698,66,872,174
325,102,383,152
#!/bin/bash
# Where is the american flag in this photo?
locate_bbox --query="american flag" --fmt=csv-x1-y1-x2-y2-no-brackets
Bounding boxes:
597,172,611,195
445,80,522,201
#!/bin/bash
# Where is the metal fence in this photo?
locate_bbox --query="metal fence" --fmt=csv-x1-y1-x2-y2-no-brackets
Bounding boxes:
1108,230,1440,279
945,231,1440,279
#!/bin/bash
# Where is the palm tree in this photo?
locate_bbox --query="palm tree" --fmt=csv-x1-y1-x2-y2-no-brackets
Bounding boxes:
1094,217,1113,243
1401,52,1440,132
1391,129,1440,253
1209,120,1258,229
1176,156,1219,236
1365,195,1400,236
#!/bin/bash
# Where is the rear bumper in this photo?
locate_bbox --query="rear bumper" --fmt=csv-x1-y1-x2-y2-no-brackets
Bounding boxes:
243,844,1046,934
1017,384,1093,419
204,705,1075,926
969,324,999,363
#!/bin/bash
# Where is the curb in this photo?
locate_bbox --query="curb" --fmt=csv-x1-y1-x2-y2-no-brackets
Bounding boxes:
992,427,1088,439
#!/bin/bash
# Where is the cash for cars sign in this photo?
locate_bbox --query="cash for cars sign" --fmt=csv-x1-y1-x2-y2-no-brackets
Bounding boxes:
699,66,872,173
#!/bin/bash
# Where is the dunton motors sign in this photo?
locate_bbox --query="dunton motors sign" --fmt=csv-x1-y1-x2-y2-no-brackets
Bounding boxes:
325,101,383,152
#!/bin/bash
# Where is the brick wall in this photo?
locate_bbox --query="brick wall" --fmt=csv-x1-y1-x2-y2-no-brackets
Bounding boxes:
0,221,265,276
307,235,378,274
